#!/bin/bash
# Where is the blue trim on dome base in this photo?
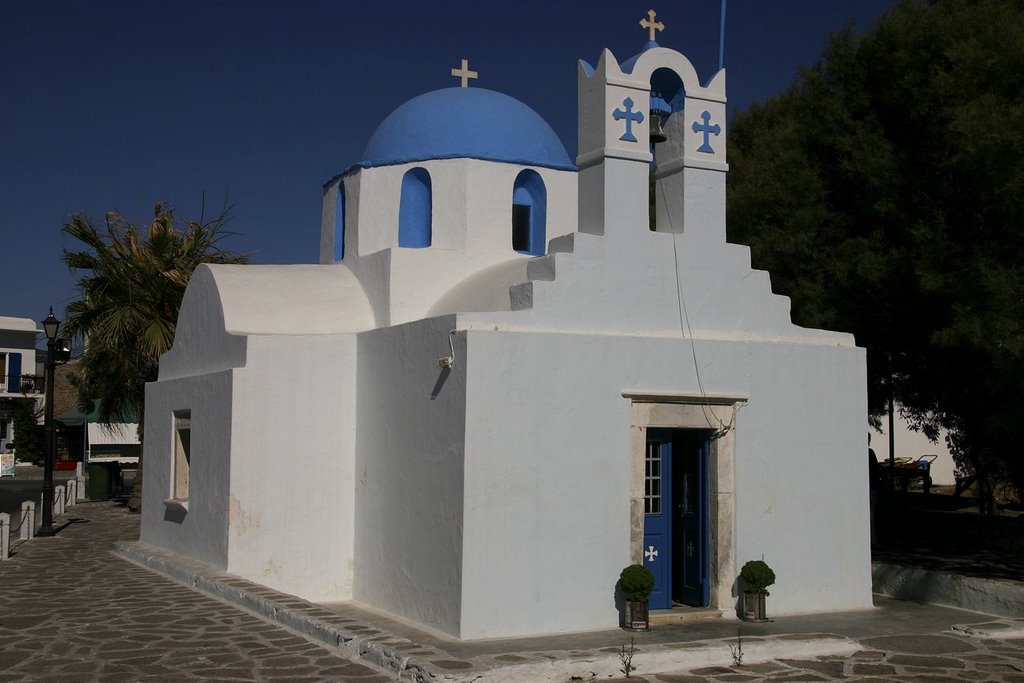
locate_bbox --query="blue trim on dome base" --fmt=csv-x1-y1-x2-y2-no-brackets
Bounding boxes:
324,152,576,188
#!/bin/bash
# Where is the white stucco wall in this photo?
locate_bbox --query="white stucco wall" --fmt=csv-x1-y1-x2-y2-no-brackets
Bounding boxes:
457,330,870,639
460,331,638,639
140,370,233,568
144,330,360,602
460,229,838,348
353,315,467,637
736,342,871,615
344,160,576,259
0,317,39,398
225,334,356,602
335,159,577,327
146,262,372,597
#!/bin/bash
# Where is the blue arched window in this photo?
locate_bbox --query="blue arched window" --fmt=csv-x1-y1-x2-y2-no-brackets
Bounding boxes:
334,182,346,261
511,169,546,256
399,168,432,248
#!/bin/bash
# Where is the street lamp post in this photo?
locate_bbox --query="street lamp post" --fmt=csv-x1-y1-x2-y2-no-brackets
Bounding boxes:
39,308,60,537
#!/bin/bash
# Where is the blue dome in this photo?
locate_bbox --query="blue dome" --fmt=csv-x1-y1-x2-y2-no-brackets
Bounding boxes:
359,88,574,171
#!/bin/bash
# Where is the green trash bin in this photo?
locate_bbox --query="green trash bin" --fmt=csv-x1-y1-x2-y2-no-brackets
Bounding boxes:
87,462,111,500
108,462,123,497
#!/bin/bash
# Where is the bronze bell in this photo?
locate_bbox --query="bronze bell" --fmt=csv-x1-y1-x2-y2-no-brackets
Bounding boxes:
649,112,667,144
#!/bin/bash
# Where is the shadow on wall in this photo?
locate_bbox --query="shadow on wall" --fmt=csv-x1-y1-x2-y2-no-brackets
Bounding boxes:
430,367,451,400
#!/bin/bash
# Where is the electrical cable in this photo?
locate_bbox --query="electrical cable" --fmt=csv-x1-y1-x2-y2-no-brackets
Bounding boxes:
660,183,736,439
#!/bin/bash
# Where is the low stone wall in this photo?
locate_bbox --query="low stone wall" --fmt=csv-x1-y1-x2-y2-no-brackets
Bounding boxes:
873,562,1024,617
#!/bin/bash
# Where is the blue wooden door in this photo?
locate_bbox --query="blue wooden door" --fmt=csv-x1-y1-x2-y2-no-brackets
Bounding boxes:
7,353,21,393
677,436,709,607
643,429,673,609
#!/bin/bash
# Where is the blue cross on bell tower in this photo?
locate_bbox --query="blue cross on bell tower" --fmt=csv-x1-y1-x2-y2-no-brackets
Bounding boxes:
692,110,721,154
612,97,645,143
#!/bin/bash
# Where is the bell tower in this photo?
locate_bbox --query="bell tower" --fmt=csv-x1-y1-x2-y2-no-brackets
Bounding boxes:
576,11,727,248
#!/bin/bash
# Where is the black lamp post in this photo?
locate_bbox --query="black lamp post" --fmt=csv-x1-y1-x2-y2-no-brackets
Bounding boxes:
39,308,60,537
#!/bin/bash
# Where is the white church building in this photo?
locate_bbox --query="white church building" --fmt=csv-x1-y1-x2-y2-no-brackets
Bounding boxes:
140,19,872,640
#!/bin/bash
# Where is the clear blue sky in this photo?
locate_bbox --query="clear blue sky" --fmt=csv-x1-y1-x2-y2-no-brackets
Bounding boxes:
1,0,897,325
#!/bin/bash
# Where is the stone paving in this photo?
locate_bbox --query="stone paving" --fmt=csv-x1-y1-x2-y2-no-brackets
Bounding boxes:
3,499,1024,682
620,627,1024,681
119,527,1024,683
0,501,390,682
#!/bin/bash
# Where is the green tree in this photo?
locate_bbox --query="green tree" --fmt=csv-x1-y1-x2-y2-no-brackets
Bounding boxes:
62,203,248,510
727,0,1024,511
0,397,43,462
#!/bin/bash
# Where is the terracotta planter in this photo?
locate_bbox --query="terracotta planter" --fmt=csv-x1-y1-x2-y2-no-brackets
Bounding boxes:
624,599,650,630
741,592,767,622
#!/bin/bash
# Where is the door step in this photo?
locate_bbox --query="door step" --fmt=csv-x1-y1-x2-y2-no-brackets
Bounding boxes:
649,607,726,624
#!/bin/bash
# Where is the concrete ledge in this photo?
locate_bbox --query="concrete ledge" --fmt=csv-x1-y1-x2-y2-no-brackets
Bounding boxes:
873,561,1024,618
649,607,725,624
114,540,863,682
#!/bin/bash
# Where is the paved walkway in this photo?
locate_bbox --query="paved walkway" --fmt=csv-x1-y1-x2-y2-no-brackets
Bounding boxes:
0,502,390,682
2,500,1024,681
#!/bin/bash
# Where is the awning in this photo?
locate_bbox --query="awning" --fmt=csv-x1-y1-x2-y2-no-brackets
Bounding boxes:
87,422,139,446
57,399,139,426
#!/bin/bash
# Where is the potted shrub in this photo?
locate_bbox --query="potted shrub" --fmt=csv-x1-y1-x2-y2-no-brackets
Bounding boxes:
739,559,776,622
619,564,655,631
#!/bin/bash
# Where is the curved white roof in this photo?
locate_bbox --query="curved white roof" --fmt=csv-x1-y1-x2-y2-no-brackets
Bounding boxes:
203,264,376,335
160,263,375,380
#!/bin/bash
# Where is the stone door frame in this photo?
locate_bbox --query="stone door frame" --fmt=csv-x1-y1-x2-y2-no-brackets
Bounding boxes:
628,395,741,612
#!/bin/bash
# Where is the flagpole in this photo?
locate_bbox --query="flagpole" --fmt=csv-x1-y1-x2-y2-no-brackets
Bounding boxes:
718,0,727,71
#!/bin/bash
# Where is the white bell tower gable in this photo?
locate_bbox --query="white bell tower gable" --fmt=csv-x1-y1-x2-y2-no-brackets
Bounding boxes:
577,43,727,246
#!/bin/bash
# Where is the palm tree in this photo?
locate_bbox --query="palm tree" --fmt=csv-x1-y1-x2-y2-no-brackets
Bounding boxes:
62,202,248,511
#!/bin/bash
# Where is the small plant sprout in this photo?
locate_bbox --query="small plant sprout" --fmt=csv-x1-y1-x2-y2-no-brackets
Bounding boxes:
729,627,744,667
619,636,637,678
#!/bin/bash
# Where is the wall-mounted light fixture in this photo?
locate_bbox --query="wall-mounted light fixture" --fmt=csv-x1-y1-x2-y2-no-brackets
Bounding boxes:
437,330,456,369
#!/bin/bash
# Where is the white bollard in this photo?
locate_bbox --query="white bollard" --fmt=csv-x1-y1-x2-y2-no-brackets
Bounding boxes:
76,462,85,500
66,480,76,507
55,484,65,516
20,501,34,540
0,513,9,560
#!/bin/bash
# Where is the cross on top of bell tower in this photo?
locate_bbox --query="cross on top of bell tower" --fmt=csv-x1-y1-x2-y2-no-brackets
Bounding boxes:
451,59,478,88
640,9,664,43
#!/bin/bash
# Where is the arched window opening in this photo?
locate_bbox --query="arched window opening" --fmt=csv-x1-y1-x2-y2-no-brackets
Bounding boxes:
399,168,432,248
511,169,547,256
334,182,346,261
649,68,686,232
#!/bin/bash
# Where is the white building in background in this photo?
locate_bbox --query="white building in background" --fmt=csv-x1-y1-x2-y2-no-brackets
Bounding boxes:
56,395,141,465
139,20,872,639
0,316,42,453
